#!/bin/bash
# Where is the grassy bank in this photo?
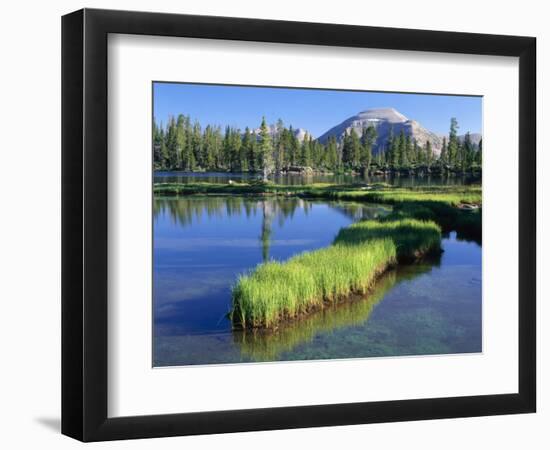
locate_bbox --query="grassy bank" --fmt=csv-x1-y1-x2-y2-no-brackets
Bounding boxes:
153,181,481,204
154,181,481,241
153,181,339,197
230,219,441,329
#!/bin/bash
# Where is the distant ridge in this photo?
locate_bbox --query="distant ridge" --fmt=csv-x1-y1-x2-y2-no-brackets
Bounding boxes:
252,124,311,142
458,133,482,146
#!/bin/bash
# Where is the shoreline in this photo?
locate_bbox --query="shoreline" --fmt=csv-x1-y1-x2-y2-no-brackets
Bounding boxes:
153,168,483,177
154,181,482,242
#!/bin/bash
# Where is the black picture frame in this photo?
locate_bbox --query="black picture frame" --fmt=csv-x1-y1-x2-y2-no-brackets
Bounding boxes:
62,8,536,442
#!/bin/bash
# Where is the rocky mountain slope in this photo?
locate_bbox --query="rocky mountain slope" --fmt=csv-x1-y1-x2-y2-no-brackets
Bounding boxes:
317,108,444,155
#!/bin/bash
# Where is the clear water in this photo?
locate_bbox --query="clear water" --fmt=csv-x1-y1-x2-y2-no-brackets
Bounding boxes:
153,196,481,366
154,171,481,187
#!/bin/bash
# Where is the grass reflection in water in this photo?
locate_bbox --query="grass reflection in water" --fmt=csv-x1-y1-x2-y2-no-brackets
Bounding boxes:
234,257,437,362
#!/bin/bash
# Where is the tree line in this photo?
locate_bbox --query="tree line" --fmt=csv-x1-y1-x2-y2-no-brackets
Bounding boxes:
153,115,481,175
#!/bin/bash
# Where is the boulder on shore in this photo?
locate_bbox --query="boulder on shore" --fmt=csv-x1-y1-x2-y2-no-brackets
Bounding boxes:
285,166,314,174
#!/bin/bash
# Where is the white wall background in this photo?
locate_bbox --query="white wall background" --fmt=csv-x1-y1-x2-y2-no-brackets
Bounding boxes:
0,0,546,448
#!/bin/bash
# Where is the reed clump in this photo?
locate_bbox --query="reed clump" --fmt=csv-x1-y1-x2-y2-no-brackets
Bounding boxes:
334,218,442,262
235,270,400,362
231,219,441,329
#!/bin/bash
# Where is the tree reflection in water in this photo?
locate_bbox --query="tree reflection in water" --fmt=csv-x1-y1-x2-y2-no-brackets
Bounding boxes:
154,196,389,232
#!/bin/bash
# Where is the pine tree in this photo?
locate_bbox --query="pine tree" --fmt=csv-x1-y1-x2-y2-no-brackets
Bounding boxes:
425,141,433,168
384,129,393,167
440,137,448,168
462,132,474,171
224,127,242,172
341,129,361,169
313,140,324,168
214,126,224,170
476,138,482,166
182,116,194,170
397,130,408,168
350,130,362,169
202,125,216,169
280,128,291,168
258,117,274,180
187,146,196,171
242,127,255,172
300,134,312,167
175,114,187,170
274,119,285,172
153,119,164,169
360,126,376,171
376,149,384,169
289,126,300,166
390,130,399,169
342,130,353,169
413,139,422,166
447,117,459,169
165,117,180,169
191,121,202,168
223,126,231,169
326,136,339,170
405,135,413,167
160,138,169,169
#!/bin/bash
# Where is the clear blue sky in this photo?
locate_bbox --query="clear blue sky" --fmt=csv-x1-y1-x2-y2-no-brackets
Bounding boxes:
153,82,482,137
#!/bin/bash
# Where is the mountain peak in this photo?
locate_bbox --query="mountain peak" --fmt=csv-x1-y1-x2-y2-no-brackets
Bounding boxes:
293,128,310,142
356,107,408,123
317,107,443,155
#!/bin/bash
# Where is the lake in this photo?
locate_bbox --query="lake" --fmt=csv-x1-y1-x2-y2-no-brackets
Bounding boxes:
154,170,481,187
153,196,482,366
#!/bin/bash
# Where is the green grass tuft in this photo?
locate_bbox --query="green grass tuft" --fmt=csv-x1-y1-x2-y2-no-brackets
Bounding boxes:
235,269,400,361
334,219,442,262
230,219,440,329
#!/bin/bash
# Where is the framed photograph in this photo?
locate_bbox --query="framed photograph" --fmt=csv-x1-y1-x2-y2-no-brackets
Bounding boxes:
61,8,536,441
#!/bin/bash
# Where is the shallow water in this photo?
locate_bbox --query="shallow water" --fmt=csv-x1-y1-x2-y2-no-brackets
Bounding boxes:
153,196,481,366
154,170,480,187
